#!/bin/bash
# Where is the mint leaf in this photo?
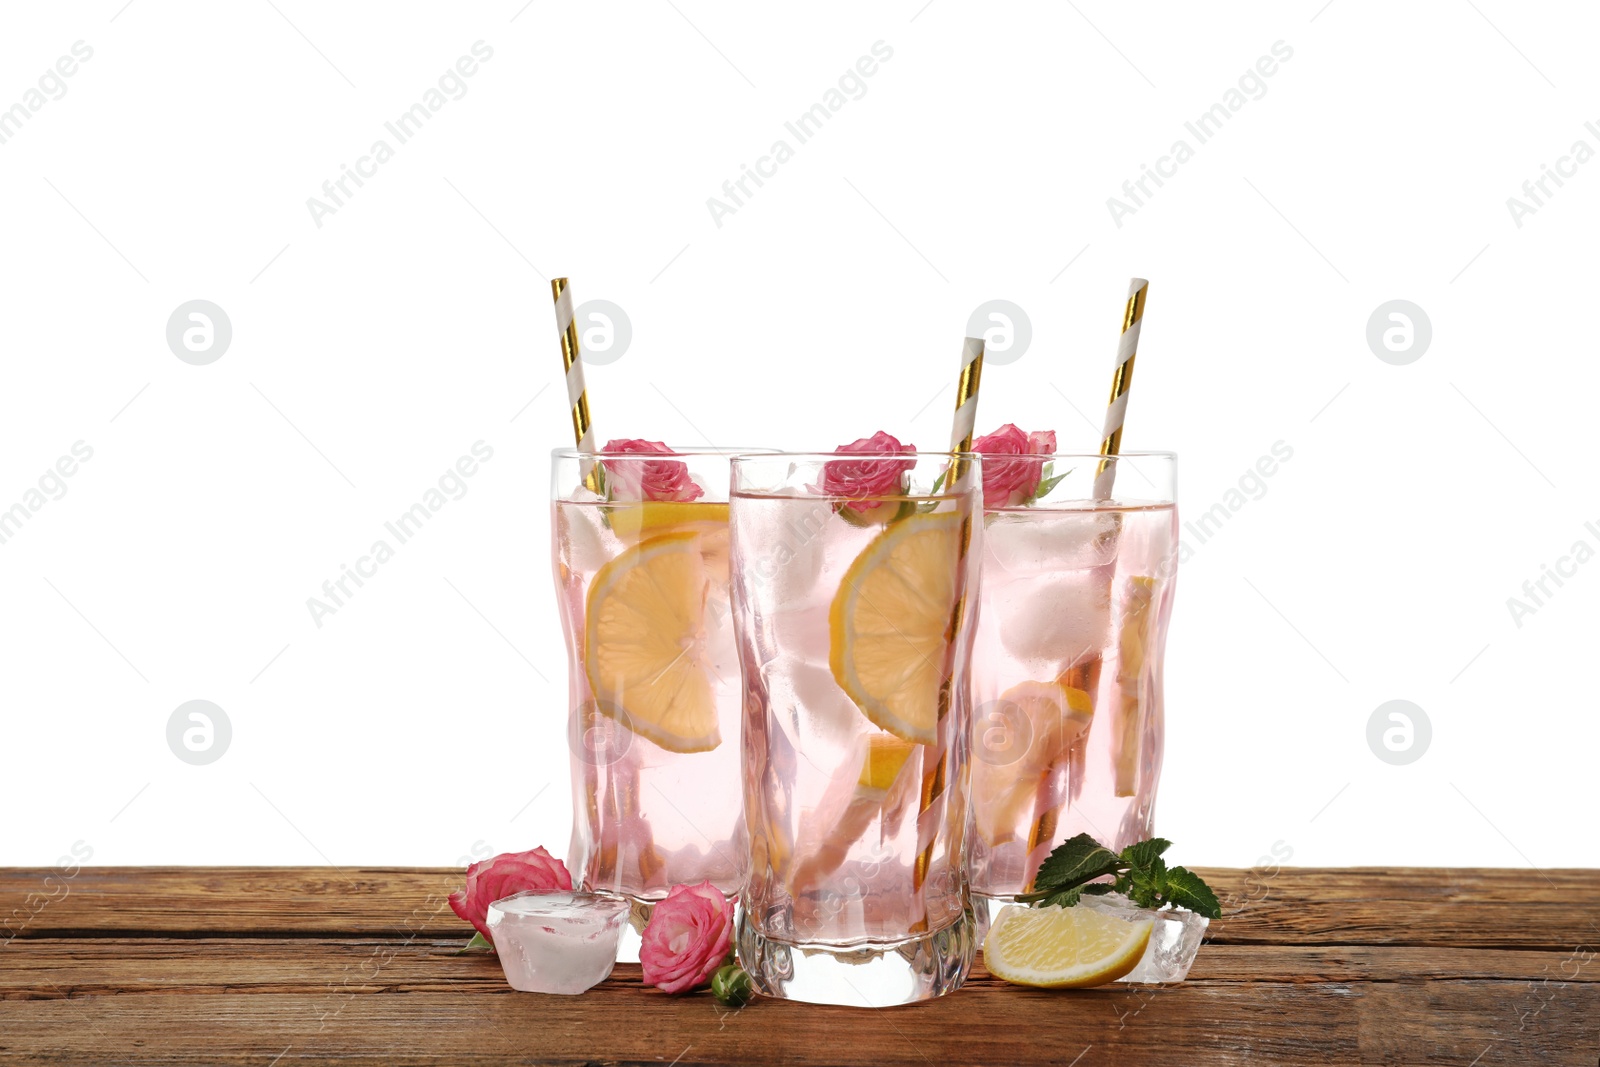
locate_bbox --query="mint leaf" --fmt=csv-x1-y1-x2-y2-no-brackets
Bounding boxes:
1024,834,1220,920
1033,833,1122,894
1163,866,1222,920
1037,886,1085,909
1124,854,1168,910
1121,838,1171,871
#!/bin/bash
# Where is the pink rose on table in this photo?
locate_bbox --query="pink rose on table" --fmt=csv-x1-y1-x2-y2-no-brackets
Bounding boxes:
639,881,735,994
820,431,916,511
972,424,1057,508
448,846,573,945
600,439,706,502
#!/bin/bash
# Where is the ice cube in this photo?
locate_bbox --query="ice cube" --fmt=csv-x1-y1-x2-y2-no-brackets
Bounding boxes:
994,569,1111,667
486,891,631,994
982,510,1120,574
556,504,611,580
1079,892,1209,983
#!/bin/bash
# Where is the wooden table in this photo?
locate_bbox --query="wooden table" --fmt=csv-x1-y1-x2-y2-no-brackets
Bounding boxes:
1,867,1595,1065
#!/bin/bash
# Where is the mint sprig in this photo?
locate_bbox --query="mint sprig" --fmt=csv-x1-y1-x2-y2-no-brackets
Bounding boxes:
1016,834,1222,920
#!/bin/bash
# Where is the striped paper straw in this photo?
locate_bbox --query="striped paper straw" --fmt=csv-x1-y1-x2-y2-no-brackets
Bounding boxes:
1091,278,1149,501
551,278,600,491
552,278,595,452
913,336,985,899
1023,280,1149,884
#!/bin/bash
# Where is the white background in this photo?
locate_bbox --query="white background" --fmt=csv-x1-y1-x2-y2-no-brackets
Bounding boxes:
2,0,1594,873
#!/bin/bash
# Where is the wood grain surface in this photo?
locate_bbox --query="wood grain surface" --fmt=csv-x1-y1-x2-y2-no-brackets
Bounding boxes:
1,867,1596,1065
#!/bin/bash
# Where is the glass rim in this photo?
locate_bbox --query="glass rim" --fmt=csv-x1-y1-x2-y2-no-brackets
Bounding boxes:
729,450,984,464
968,449,1177,462
552,446,778,460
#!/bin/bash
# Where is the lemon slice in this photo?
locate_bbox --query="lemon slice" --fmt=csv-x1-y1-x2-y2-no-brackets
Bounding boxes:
606,501,730,571
972,680,1094,845
984,903,1153,988
1112,576,1157,797
584,531,720,753
859,732,917,792
829,512,965,745
605,501,730,540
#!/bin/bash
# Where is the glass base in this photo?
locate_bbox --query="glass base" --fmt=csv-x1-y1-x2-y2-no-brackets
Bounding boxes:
736,908,976,1007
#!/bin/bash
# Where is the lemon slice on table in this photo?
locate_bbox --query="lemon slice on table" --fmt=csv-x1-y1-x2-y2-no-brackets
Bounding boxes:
828,512,966,746
971,680,1094,846
584,531,720,753
983,903,1153,988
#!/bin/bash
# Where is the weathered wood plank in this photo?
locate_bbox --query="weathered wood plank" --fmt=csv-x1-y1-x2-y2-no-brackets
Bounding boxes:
6,867,1597,947
0,981,1591,1066
3,941,1598,1000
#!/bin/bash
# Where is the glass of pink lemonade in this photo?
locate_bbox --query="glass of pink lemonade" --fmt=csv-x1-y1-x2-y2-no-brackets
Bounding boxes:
551,447,750,920
966,451,1178,920
728,451,983,1006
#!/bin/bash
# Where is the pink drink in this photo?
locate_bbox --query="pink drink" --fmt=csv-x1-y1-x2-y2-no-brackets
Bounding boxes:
551,452,746,904
730,452,980,1006
967,464,1177,906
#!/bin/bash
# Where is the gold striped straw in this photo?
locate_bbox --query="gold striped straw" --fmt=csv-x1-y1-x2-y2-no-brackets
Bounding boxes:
913,336,985,899
551,278,600,491
1023,278,1151,886
1091,278,1149,501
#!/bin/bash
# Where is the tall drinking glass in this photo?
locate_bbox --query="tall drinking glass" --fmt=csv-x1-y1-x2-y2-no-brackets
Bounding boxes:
966,452,1177,919
729,452,982,1006
551,448,751,918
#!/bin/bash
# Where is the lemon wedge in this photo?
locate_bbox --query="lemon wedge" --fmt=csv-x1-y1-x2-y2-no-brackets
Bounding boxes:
828,512,965,745
984,903,1153,988
972,680,1094,845
584,531,720,753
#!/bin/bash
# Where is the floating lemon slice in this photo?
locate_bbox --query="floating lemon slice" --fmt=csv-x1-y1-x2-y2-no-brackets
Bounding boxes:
828,512,965,746
584,531,720,753
1112,576,1157,797
605,501,729,541
972,680,1094,846
859,732,917,792
984,903,1153,988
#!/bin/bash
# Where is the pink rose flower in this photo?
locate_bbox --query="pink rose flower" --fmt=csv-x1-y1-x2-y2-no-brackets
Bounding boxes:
448,846,573,945
600,439,706,502
639,881,735,994
972,424,1057,508
820,431,916,512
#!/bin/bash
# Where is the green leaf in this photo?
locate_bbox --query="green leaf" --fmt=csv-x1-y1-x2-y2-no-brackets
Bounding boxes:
1032,833,1123,895
1124,856,1168,910
1037,886,1085,909
1163,866,1223,920
1028,465,1073,503
1121,838,1172,871
459,931,494,953
1079,883,1116,897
